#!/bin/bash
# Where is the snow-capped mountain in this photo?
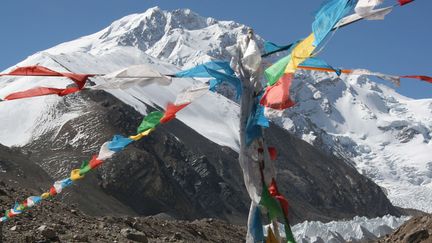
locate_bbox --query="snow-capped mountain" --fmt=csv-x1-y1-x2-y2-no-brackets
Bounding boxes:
45,6,253,69
0,6,248,150
0,6,417,224
268,70,432,213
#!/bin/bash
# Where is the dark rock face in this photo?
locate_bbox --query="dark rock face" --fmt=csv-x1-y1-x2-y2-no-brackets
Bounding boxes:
265,125,401,223
0,144,51,191
6,89,400,226
376,214,432,243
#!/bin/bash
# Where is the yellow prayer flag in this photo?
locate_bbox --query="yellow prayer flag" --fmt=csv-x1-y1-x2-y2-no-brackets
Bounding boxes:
70,169,85,181
129,128,155,141
265,227,278,243
285,33,316,74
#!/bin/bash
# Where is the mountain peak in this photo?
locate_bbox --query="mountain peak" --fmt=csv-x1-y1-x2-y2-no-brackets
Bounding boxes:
46,7,251,68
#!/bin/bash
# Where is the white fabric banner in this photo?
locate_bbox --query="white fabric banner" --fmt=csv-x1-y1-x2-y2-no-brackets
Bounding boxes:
242,39,262,73
97,142,116,160
335,6,393,28
94,65,172,89
351,69,401,86
355,0,385,16
174,83,209,106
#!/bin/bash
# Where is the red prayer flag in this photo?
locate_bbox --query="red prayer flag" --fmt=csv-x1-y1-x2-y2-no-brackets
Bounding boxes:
7,210,15,218
1,66,93,100
2,66,91,86
268,147,277,160
4,87,67,100
160,102,191,123
49,186,57,197
6,66,61,76
89,155,104,169
269,178,290,217
401,75,432,83
260,73,296,110
398,0,414,6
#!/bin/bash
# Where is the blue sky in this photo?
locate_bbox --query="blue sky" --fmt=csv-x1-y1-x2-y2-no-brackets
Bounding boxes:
0,0,430,98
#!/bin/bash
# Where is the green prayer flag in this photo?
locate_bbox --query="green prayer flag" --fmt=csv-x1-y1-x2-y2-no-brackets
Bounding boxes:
264,55,291,86
259,184,284,220
284,223,296,243
137,111,164,134
79,159,91,176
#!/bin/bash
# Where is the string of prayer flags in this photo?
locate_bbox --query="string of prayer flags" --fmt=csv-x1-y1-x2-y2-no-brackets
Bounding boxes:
265,0,416,58
0,65,172,101
0,80,205,223
336,0,415,28
296,60,432,86
261,33,315,110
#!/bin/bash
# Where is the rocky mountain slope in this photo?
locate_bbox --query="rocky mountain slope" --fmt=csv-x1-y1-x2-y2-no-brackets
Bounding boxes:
268,70,432,213
0,176,246,243
376,214,432,243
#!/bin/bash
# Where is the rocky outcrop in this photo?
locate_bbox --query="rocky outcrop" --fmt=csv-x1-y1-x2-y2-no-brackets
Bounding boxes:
376,214,432,243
